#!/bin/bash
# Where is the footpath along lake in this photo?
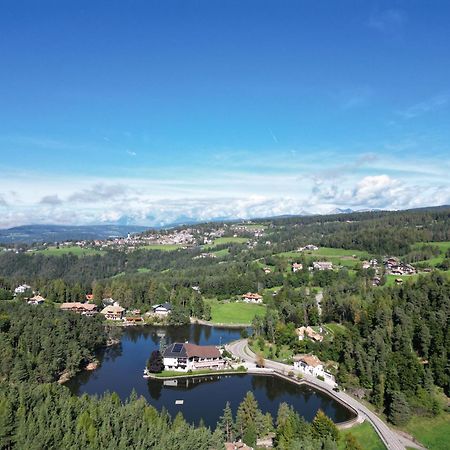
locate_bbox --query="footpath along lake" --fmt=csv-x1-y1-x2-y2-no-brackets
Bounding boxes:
66,324,355,428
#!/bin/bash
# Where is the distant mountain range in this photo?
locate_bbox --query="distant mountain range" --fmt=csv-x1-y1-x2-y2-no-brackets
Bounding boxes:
0,224,149,245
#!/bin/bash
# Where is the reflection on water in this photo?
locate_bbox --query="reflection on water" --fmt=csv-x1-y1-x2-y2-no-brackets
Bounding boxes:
66,325,354,428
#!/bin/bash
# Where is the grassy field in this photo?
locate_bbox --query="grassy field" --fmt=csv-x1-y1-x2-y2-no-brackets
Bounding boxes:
211,248,230,257
385,273,420,287
412,241,450,267
206,299,266,324
403,413,450,450
339,421,385,450
141,244,183,251
137,267,151,273
276,247,370,269
208,237,248,247
34,246,103,256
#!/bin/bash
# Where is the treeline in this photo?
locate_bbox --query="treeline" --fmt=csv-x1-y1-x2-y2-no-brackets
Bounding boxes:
0,303,107,383
0,382,224,450
0,382,346,450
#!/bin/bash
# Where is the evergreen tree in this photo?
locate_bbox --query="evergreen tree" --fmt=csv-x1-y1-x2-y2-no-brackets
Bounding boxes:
147,351,165,373
388,392,411,425
311,410,339,442
217,401,234,442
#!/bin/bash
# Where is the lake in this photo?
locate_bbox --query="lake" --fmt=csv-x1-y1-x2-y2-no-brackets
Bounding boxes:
66,324,354,428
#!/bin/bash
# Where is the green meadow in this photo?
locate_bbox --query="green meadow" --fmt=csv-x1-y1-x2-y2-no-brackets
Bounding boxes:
206,299,266,324
141,244,183,251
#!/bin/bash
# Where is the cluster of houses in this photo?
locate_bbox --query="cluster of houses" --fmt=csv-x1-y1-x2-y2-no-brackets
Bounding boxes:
384,257,416,276
57,298,173,323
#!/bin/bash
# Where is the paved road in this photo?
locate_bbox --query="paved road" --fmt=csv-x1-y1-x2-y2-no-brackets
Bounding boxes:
226,339,424,450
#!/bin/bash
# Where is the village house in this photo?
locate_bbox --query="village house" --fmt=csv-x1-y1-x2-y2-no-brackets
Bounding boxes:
293,354,335,386
298,244,319,252
101,304,125,321
27,294,45,305
242,292,263,304
152,302,172,316
124,316,144,326
263,267,272,274
60,302,98,316
14,284,31,295
85,294,94,302
312,261,333,271
163,342,226,372
292,262,303,272
296,326,323,342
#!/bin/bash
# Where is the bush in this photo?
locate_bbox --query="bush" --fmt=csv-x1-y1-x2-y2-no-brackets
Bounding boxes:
317,375,325,381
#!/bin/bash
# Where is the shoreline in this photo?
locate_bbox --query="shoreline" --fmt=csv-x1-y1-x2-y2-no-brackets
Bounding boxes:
190,318,250,328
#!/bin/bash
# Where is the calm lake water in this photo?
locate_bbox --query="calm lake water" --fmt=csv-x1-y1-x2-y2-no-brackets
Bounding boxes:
66,325,354,427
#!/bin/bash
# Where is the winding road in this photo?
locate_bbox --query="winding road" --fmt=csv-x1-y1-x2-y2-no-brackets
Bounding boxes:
226,339,424,450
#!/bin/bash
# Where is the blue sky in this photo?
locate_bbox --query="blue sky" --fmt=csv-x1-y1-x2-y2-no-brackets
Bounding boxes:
0,0,449,227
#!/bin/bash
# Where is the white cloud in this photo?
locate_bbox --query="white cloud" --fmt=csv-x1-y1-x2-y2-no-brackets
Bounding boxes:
398,93,450,119
368,9,407,34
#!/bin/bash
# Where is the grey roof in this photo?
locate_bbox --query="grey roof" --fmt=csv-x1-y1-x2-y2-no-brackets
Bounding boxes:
153,302,172,311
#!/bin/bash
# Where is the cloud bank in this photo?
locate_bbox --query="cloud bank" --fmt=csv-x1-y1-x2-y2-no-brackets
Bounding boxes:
1,170,448,229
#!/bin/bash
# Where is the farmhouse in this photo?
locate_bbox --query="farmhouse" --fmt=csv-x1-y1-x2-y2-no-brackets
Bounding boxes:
14,284,31,295
292,263,303,272
263,267,272,274
152,302,172,316
163,342,226,372
293,354,335,385
298,244,319,252
312,261,333,271
101,305,125,320
242,292,263,304
27,294,45,305
296,326,323,342
60,302,98,316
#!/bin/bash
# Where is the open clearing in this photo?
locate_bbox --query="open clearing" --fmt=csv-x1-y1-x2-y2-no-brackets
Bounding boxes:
404,413,450,450
276,247,370,268
208,237,248,247
338,421,385,450
206,299,266,324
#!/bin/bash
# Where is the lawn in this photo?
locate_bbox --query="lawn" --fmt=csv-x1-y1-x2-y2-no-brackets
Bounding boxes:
404,413,450,450
137,267,151,273
206,299,266,325
141,244,183,251
34,246,103,256
339,421,385,450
